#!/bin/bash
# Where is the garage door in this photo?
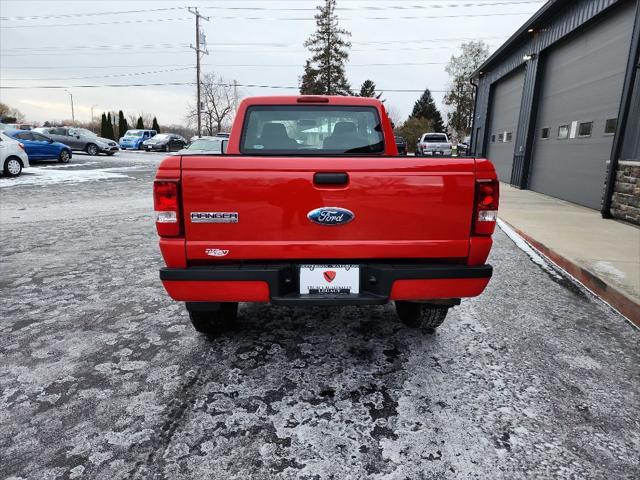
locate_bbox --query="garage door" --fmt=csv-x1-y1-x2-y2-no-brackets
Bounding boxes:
485,68,525,183
528,1,635,209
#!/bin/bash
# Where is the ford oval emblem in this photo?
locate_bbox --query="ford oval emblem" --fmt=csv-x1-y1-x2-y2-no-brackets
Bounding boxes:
307,207,354,226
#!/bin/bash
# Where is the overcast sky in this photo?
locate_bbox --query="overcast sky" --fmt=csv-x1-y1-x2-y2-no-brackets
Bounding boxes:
0,0,545,127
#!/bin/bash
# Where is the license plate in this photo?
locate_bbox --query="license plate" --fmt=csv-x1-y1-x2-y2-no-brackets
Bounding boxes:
299,264,359,295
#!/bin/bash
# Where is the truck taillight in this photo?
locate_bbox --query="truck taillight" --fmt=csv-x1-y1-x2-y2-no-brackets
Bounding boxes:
154,180,182,237
473,179,499,235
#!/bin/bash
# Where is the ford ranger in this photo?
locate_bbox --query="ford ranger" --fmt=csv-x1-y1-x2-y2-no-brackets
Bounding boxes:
154,96,499,334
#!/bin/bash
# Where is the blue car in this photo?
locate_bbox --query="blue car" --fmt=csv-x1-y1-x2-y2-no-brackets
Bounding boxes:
119,129,157,150
6,129,72,163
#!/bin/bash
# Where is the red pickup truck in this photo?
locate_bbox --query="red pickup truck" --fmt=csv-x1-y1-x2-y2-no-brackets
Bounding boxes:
154,96,498,334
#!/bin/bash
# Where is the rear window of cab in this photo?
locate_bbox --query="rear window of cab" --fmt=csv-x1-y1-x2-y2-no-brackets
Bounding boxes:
240,105,384,155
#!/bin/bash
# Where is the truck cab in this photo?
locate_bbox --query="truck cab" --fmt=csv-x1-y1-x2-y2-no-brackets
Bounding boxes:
154,96,498,335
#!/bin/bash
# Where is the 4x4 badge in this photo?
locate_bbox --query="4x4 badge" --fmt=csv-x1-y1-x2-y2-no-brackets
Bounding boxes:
205,248,229,257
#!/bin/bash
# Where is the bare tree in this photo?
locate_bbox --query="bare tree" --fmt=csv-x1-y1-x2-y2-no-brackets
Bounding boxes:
385,104,402,128
187,73,235,135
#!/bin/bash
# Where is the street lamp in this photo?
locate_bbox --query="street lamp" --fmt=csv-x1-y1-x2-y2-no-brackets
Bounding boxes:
91,104,99,122
64,89,75,124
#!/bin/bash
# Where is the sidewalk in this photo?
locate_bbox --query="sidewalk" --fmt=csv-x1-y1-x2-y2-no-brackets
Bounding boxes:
498,184,640,327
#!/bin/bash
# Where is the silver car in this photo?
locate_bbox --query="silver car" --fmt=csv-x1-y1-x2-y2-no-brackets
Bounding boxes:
416,133,452,156
34,127,119,156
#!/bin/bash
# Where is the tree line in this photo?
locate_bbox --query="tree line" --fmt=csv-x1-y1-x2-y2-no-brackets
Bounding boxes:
299,0,489,145
99,111,161,140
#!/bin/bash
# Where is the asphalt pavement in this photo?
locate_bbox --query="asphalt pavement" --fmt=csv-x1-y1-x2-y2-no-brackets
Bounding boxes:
1,151,638,480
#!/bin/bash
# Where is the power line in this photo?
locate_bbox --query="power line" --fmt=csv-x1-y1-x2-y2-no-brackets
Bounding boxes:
0,1,545,21
0,62,451,72
0,81,445,93
2,67,194,82
0,6,184,21
0,35,505,52
1,11,538,28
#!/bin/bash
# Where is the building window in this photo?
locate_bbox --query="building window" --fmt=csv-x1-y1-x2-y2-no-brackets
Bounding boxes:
506,132,513,142
578,121,592,137
558,124,569,139
491,134,496,143
604,118,617,135
540,127,550,139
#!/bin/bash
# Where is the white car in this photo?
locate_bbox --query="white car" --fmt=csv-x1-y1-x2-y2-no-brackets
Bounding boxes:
0,131,29,177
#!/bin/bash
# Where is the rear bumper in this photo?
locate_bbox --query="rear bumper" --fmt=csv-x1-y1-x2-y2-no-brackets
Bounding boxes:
160,262,493,306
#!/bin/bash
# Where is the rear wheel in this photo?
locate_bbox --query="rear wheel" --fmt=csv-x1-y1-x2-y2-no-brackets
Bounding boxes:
86,144,99,156
188,302,238,335
3,157,22,177
58,149,71,163
395,301,449,333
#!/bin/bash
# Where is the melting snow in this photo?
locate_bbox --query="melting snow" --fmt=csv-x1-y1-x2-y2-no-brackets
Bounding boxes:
0,166,136,188
497,218,563,280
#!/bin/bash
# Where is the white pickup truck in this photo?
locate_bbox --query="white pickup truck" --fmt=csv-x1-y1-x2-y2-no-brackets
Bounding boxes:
416,132,452,156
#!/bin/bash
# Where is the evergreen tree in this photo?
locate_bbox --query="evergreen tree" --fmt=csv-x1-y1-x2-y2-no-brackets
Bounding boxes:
410,88,445,133
299,60,323,95
105,112,115,140
100,113,108,138
118,110,128,138
358,79,382,99
152,117,160,133
301,0,351,95
136,116,144,129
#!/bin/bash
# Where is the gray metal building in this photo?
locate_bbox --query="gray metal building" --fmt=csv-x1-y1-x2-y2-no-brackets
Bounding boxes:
470,0,640,225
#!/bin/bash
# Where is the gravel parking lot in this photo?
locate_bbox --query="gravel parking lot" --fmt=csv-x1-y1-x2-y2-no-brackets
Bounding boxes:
1,151,638,479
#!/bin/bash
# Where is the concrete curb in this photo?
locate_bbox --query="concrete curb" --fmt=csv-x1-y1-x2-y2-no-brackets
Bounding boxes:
500,219,640,328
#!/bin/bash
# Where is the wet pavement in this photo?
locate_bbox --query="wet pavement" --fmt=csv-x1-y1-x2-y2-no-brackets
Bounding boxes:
1,151,638,479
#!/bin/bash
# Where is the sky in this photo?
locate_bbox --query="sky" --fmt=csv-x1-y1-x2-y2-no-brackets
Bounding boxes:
0,0,546,127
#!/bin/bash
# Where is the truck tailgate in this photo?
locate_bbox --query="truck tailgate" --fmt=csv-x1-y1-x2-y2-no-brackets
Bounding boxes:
181,155,476,261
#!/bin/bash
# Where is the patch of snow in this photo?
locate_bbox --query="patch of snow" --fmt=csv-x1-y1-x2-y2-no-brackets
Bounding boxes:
592,261,626,281
497,218,562,280
0,167,133,188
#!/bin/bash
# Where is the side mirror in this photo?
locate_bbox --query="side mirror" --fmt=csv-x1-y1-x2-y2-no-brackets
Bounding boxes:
48,138,54,143
221,139,228,154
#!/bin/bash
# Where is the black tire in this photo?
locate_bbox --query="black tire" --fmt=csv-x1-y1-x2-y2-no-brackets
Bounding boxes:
395,301,449,333
188,302,238,335
3,156,22,177
58,149,71,163
86,144,99,156
138,143,144,150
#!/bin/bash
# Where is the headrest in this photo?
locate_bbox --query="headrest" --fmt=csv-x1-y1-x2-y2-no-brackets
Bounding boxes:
332,122,357,136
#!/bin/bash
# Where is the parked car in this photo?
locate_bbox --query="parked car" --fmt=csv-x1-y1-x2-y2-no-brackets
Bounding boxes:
154,95,499,335
0,123,33,131
0,131,30,177
177,136,225,155
189,132,230,144
456,135,471,156
119,129,157,150
416,133,452,156
394,135,408,155
34,127,118,156
142,133,187,152
5,130,72,163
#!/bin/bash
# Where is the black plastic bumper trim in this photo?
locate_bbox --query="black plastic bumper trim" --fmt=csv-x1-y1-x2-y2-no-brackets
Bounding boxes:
160,263,492,302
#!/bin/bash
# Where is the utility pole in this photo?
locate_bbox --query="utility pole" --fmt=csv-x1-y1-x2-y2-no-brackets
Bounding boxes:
188,7,209,138
64,89,75,124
